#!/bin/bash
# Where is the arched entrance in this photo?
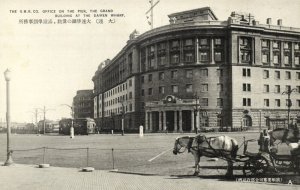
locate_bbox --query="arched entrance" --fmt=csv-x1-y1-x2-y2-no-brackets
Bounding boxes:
242,115,252,128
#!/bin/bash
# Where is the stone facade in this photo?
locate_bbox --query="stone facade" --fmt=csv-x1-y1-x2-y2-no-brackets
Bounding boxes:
73,90,94,119
92,7,300,133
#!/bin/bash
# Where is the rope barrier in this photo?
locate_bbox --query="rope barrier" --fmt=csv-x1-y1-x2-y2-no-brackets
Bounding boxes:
12,147,45,152
10,146,176,172
12,147,168,151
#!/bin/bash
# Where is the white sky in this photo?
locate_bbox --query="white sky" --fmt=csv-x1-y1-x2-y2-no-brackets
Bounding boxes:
0,0,300,123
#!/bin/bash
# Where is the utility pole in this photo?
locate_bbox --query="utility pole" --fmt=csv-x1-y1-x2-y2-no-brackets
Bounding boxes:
43,106,46,134
145,0,160,29
33,108,40,134
282,88,297,128
30,108,41,134
38,106,54,134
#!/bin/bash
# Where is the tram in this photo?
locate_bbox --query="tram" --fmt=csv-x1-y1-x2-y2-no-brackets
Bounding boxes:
59,118,96,135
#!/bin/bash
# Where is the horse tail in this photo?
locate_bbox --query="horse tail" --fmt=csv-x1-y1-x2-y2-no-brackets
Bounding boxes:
230,139,238,158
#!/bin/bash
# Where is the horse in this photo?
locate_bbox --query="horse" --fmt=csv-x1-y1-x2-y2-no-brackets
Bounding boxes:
173,134,239,178
268,127,300,145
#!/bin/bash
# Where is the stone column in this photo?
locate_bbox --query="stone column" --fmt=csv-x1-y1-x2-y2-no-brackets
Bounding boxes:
149,112,153,131
224,38,227,63
174,111,178,132
291,42,295,67
163,111,167,131
211,38,215,64
166,40,170,67
195,37,199,64
154,43,158,69
159,111,162,131
281,41,284,67
179,110,183,132
191,110,194,132
196,112,200,132
145,111,148,131
145,47,149,71
180,39,183,63
270,41,273,66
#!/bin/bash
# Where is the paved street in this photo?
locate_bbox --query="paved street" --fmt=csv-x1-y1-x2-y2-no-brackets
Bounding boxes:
0,163,298,190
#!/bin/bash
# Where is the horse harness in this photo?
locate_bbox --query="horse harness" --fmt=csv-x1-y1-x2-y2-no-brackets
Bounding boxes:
189,135,231,159
281,128,300,143
282,129,289,143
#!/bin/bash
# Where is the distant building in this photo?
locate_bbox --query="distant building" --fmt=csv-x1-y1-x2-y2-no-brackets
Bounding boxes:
92,7,300,132
73,90,94,119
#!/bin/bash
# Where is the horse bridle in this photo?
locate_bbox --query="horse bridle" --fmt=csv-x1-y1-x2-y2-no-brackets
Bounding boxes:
174,138,188,154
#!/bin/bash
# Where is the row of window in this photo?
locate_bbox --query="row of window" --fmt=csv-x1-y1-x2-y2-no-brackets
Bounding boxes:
263,85,300,94
147,51,223,66
74,103,92,107
240,37,300,65
242,68,300,80
141,83,224,95
147,38,223,51
263,70,300,80
242,83,300,93
263,99,300,107
103,103,133,117
261,53,300,65
261,40,300,50
242,98,300,107
141,68,223,83
103,92,133,107
103,79,133,99
143,38,225,68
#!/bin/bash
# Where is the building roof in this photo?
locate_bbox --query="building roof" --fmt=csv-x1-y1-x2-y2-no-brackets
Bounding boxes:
168,7,218,21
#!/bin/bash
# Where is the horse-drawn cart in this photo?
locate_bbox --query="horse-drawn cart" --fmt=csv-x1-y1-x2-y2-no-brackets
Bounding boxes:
240,132,300,176
173,131,300,178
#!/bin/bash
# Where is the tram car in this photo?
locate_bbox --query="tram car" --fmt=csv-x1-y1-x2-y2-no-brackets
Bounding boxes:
59,118,72,135
59,118,96,135
38,120,57,133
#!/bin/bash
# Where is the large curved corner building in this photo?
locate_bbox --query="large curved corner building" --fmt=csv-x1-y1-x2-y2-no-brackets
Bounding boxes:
92,7,300,133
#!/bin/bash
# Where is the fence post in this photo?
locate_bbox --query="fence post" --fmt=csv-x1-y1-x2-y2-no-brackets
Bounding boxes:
111,148,115,170
86,147,89,167
43,147,46,164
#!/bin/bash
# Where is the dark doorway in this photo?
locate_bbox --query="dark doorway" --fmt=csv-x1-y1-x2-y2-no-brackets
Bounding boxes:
182,110,192,131
152,112,159,131
166,111,174,131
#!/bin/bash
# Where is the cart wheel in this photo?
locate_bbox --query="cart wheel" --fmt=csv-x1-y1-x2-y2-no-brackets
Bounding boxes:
243,157,269,176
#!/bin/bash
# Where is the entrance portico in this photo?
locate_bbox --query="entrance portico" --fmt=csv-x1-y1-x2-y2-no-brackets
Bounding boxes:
144,95,200,133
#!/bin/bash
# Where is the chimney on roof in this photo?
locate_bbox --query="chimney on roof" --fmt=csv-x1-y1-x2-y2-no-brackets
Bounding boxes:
277,19,282,26
266,18,272,25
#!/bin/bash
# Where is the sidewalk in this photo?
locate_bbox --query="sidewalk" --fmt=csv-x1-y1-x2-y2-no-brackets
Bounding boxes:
0,163,297,190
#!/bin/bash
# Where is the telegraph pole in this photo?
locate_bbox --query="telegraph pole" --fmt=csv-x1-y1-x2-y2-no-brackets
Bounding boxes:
32,109,40,134
37,106,54,134
145,0,160,29
43,106,46,134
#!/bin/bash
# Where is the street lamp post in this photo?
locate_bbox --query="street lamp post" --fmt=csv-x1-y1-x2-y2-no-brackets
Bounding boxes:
282,88,297,128
120,100,125,136
4,69,13,166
